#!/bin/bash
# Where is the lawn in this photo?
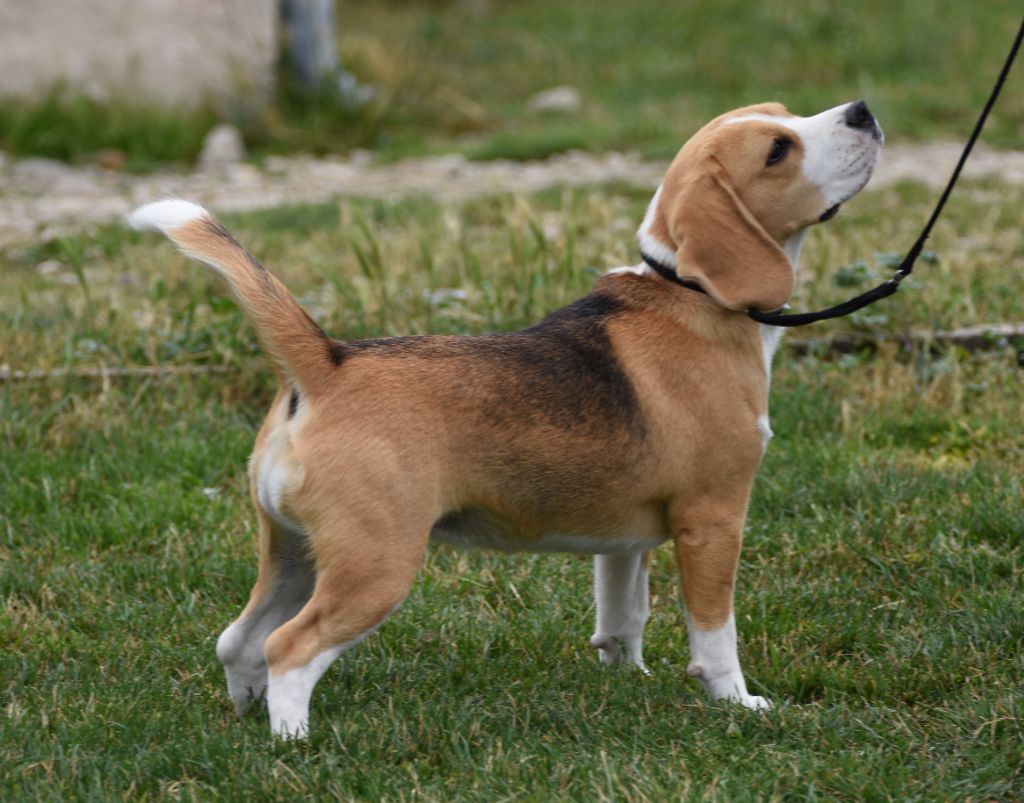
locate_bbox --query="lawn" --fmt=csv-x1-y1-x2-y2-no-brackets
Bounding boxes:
2,1,1022,167
2,177,1022,799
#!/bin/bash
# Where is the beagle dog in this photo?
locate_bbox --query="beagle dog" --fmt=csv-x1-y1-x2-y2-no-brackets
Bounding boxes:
130,100,883,738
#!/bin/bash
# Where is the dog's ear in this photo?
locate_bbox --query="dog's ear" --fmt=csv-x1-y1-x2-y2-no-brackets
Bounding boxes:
667,163,794,312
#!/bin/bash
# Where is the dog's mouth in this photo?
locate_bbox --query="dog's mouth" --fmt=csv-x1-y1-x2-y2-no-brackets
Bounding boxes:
819,203,841,222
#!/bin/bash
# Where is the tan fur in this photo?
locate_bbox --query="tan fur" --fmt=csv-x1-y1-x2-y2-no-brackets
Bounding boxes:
235,271,768,673
138,100,881,723
166,123,779,661
174,220,332,394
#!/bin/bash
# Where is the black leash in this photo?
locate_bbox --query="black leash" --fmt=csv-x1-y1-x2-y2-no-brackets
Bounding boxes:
649,16,1024,327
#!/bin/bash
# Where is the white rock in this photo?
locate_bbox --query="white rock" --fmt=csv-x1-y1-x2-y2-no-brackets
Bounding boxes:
263,155,292,175
35,260,64,276
527,86,581,114
348,149,374,168
198,124,246,171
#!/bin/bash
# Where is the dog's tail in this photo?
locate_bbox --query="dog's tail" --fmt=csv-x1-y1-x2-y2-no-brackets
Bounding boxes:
129,200,336,395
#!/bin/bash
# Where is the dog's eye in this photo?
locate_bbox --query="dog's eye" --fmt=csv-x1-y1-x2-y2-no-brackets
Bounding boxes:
766,138,791,166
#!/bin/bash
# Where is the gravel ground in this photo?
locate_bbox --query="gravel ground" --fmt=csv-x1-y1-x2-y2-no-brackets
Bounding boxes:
2,141,1023,249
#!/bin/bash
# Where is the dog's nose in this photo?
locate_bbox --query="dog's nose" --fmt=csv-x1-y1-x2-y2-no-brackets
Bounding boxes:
843,100,875,130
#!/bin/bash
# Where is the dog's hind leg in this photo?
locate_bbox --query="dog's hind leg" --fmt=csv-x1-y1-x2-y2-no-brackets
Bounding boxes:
215,511,315,715
262,517,429,739
590,551,651,672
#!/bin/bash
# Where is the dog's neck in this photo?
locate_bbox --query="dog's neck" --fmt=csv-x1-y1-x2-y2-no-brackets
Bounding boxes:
633,197,808,384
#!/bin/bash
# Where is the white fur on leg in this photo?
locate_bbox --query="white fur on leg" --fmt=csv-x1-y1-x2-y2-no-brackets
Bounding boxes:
686,611,770,709
590,552,650,672
267,645,344,739
266,601,402,739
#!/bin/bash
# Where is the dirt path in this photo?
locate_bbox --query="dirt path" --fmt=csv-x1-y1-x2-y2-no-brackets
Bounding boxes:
2,141,1023,249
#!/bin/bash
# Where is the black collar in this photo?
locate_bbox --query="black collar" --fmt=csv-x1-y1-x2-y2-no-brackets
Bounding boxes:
640,252,707,296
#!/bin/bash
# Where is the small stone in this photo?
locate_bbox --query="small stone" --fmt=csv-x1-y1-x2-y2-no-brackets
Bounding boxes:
263,155,292,175
35,260,64,276
527,86,581,114
225,162,262,184
198,124,245,172
337,72,376,108
423,287,468,305
431,154,468,175
348,149,374,168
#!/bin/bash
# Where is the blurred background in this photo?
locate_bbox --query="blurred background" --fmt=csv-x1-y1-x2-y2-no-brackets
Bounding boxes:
1,0,1021,171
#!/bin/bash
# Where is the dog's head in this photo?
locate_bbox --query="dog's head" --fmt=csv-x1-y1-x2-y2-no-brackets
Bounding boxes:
638,101,883,312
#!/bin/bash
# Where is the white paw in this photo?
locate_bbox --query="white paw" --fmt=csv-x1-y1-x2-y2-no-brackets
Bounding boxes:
591,634,649,673
591,634,622,665
690,664,769,710
270,717,309,740
710,686,772,711
217,621,270,714
224,665,268,715
735,693,771,710
268,677,310,739
228,678,267,715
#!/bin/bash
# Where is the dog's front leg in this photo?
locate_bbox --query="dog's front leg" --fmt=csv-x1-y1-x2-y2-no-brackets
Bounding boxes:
590,552,651,672
672,501,769,710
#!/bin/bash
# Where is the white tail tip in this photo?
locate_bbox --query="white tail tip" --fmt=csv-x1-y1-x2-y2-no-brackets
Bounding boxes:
128,200,210,234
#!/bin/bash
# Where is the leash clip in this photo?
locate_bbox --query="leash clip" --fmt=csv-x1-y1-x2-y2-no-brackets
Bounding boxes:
888,264,914,288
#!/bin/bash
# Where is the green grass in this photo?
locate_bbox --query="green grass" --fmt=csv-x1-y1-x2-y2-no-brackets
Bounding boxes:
0,87,220,172
350,0,1024,161
2,1,1022,168
2,180,1023,799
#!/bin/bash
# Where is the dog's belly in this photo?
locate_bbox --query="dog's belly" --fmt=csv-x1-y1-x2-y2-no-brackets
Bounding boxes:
429,507,668,555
